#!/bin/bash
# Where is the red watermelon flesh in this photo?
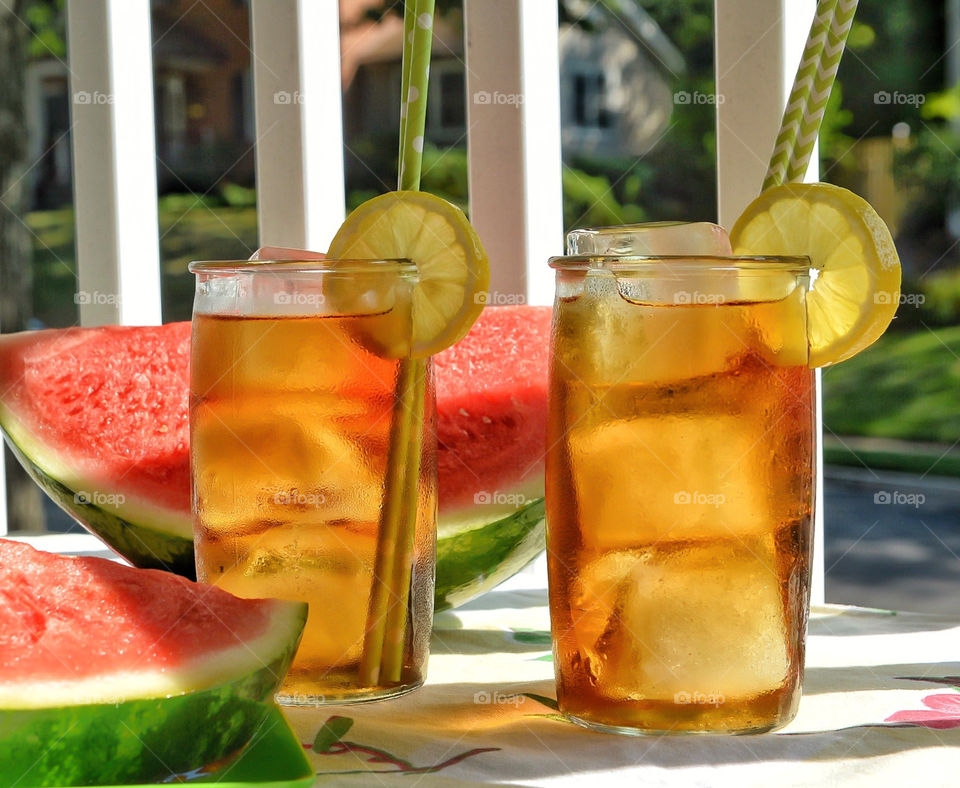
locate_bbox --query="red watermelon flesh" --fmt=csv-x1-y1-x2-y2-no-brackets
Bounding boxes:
0,538,297,685
434,305,551,510
0,323,191,522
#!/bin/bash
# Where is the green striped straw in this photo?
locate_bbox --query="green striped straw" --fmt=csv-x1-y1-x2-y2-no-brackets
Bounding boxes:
764,0,859,190
358,0,435,688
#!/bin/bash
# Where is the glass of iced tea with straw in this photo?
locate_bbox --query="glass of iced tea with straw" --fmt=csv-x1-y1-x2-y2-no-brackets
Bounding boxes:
189,259,436,704
546,233,816,734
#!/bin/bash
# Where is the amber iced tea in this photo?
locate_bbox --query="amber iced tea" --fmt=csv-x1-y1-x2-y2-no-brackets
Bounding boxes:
546,258,815,734
190,264,435,703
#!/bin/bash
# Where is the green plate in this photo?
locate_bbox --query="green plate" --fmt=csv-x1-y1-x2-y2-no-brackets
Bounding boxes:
40,706,314,788
185,706,313,786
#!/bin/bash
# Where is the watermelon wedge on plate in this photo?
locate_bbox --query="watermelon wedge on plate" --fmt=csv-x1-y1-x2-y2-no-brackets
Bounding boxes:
0,306,550,609
0,539,306,787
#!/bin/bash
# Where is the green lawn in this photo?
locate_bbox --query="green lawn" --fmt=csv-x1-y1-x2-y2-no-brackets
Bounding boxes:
28,198,258,327
821,327,960,443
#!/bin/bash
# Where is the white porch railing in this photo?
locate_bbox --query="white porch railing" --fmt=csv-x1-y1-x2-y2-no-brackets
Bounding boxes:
66,0,162,327
464,0,564,306
250,0,346,250
7,0,826,601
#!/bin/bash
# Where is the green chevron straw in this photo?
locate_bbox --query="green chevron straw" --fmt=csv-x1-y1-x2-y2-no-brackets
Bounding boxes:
359,0,435,688
764,0,859,190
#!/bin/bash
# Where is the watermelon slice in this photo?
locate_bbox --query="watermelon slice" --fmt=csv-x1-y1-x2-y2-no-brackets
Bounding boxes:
0,306,550,608
0,538,306,786
433,305,550,608
0,324,194,575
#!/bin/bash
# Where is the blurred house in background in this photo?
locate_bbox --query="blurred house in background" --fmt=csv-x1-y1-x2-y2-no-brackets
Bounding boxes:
340,0,683,156
25,0,684,209
558,0,684,158
26,0,255,208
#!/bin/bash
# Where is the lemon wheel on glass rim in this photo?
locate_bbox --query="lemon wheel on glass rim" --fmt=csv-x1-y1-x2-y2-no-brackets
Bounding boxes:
328,191,490,358
731,182,901,368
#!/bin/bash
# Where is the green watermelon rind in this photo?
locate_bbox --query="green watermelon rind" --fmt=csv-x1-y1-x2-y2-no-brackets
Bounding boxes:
0,410,195,578
0,603,307,787
435,496,546,612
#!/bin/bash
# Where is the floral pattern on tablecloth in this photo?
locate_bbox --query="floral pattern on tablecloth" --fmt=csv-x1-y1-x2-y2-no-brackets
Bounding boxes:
886,677,960,729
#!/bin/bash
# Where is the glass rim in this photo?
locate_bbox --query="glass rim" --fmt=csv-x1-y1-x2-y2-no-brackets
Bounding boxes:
549,254,816,273
188,258,418,275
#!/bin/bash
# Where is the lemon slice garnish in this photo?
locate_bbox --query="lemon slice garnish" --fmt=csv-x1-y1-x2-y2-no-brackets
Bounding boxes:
327,191,490,358
730,182,901,368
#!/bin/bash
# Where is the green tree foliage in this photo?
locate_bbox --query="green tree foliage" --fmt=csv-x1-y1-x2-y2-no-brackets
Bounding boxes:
822,2,945,194
828,4,942,139
367,143,646,232
23,0,64,58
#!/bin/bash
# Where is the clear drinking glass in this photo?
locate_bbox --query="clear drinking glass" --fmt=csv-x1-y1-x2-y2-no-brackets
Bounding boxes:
546,252,816,734
189,259,436,704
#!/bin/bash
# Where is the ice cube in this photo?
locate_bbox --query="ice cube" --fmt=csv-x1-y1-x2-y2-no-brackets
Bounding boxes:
229,531,375,667
552,270,647,384
574,542,789,703
566,406,775,549
552,267,746,386
554,224,752,385
566,222,733,257
192,398,384,529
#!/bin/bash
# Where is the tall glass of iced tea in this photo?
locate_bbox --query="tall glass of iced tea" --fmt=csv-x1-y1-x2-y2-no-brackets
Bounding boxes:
546,249,816,734
190,259,436,704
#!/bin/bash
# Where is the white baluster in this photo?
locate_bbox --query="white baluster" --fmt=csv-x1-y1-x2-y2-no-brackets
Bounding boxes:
464,0,564,307
66,0,162,327
250,0,345,251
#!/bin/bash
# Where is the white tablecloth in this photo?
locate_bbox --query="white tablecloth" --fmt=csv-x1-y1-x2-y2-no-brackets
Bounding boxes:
280,559,960,786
